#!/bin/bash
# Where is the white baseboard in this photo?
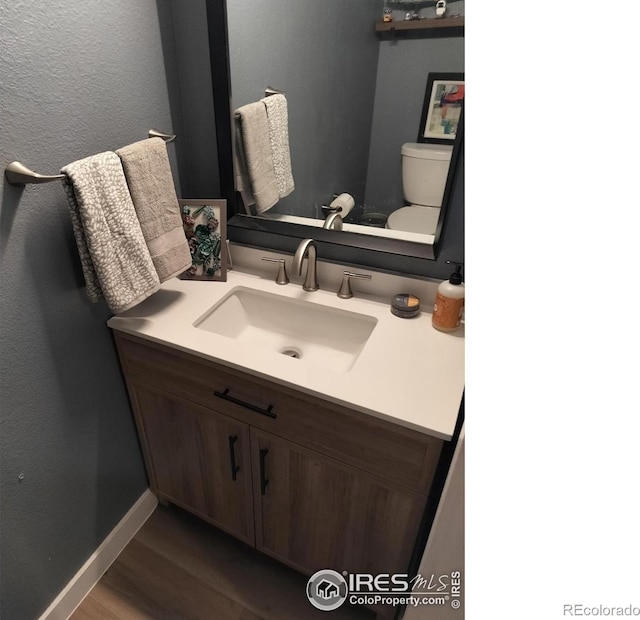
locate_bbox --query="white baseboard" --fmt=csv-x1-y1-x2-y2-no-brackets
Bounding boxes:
39,489,158,620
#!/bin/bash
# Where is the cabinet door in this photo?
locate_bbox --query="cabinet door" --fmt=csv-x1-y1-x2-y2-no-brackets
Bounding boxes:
251,429,426,577
131,384,254,544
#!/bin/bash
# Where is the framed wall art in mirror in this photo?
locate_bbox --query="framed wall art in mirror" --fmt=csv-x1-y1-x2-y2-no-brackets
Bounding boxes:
419,73,464,144
178,199,228,281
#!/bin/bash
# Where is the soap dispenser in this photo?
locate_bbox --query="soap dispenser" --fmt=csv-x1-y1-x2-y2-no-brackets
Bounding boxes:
432,261,464,332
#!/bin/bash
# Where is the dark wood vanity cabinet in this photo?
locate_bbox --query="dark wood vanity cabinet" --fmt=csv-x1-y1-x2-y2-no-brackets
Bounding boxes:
114,332,444,617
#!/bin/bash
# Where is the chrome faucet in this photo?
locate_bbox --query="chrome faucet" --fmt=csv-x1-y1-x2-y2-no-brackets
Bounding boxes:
292,239,319,291
323,212,343,231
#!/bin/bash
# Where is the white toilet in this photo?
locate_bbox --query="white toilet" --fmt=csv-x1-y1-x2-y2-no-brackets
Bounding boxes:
386,143,453,235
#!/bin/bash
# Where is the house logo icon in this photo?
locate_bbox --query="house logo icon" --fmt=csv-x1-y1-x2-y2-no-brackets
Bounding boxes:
317,579,339,599
306,569,348,611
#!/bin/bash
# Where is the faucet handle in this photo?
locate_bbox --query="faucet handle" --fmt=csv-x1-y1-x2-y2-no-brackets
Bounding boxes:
262,257,289,285
337,271,372,299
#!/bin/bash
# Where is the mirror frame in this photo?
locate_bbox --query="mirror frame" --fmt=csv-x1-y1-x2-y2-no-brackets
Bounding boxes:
205,0,463,276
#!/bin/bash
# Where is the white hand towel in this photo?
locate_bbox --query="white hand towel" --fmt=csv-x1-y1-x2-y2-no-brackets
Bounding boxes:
234,102,280,213
261,93,295,198
61,151,160,313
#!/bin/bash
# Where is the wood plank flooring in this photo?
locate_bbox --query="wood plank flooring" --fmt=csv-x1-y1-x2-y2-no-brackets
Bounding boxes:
72,504,375,620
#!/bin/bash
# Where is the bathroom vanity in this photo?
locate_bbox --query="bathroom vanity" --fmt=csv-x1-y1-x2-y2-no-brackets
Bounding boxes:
108,257,464,619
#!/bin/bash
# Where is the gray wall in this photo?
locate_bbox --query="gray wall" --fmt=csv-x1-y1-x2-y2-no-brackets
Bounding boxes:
0,2,176,617
227,0,383,218
365,34,465,214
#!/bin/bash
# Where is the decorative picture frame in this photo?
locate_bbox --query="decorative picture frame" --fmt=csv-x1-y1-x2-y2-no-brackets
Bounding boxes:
418,73,464,144
178,199,228,281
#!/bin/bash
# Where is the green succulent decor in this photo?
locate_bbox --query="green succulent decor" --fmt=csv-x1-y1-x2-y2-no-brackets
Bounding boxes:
181,204,222,277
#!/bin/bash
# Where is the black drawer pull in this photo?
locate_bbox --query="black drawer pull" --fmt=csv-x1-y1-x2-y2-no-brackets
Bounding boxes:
259,448,269,495
228,435,240,481
214,388,277,419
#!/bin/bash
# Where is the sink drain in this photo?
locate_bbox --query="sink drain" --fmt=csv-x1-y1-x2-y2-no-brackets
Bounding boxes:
280,347,302,359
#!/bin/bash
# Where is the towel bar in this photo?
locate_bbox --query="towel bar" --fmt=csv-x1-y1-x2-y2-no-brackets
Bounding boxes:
4,129,176,186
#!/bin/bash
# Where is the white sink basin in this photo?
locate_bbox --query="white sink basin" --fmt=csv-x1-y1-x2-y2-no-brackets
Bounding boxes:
194,287,378,372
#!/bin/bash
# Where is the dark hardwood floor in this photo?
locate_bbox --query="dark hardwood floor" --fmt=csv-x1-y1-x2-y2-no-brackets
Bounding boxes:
71,503,375,620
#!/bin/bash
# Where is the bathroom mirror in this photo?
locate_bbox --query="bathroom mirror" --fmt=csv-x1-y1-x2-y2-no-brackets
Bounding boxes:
205,0,465,275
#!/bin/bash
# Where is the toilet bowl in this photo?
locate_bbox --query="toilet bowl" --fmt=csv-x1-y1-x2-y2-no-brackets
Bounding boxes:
386,206,441,235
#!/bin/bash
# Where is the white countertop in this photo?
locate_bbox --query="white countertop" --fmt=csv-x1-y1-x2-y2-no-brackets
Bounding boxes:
107,268,464,441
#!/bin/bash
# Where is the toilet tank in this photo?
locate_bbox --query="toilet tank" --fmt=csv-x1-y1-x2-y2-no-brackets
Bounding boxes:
402,143,453,207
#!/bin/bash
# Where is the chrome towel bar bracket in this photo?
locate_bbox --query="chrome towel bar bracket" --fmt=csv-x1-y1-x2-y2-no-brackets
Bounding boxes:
4,162,64,186
148,128,176,142
5,129,176,186
264,85,285,97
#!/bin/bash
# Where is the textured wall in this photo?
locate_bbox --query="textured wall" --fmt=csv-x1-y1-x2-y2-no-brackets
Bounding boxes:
0,1,175,617
227,0,383,218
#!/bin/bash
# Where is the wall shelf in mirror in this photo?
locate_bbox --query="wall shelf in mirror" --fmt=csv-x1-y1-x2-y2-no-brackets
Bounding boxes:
375,16,464,33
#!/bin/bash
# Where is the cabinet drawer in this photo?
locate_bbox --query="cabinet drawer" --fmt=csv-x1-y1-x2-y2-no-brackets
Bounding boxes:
115,332,442,493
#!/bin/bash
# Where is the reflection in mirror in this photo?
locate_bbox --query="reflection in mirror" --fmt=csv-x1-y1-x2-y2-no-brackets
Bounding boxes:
226,0,464,246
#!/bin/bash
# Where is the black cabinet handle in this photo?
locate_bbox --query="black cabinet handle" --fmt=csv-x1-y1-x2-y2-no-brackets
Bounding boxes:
228,435,240,481
214,388,277,419
259,448,269,495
